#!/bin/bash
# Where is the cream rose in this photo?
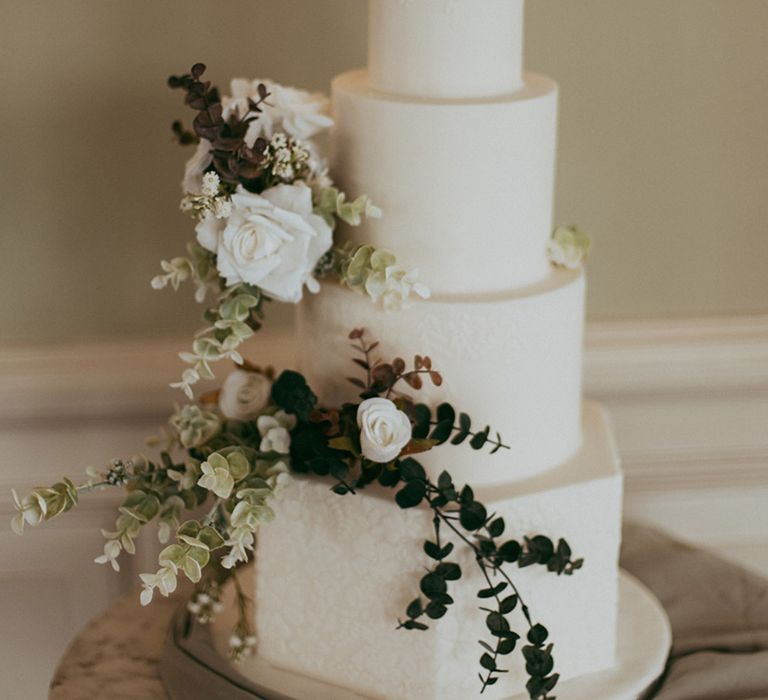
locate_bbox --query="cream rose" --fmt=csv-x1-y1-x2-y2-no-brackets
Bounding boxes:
196,183,332,303
356,398,413,463
219,369,272,421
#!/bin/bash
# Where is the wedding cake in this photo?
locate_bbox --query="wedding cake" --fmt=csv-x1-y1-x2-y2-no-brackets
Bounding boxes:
250,1,623,698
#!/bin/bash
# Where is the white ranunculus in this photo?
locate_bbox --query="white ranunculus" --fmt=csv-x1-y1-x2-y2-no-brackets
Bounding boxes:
182,139,213,194
356,398,413,463
257,411,297,454
219,370,272,421
198,183,332,303
223,78,333,146
547,226,592,270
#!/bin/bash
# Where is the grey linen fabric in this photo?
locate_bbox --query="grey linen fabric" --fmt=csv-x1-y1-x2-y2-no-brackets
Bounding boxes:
160,524,768,700
622,524,768,700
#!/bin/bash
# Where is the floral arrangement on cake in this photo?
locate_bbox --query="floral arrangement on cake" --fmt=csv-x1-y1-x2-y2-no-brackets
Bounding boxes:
152,64,429,397
9,64,595,700
12,329,581,699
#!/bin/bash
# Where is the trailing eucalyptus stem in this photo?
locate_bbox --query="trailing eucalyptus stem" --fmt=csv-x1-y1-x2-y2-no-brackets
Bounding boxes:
393,462,582,699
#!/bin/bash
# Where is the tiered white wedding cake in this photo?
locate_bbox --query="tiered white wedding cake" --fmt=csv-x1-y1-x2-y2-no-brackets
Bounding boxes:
248,1,624,699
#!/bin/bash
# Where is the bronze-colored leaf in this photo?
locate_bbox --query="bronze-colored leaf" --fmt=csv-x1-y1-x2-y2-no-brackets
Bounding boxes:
430,371,443,387
405,373,423,390
399,438,437,456
198,389,220,405
392,357,406,374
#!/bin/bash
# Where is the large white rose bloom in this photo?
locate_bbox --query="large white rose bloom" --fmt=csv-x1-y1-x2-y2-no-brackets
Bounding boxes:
196,183,332,303
219,369,272,421
223,78,333,146
356,398,413,463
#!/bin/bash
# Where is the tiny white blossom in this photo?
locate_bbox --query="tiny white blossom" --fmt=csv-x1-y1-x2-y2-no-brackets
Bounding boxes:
201,172,221,198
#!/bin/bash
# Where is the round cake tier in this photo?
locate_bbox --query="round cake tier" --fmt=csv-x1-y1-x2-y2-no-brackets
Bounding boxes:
331,69,559,295
368,0,525,99
299,269,585,485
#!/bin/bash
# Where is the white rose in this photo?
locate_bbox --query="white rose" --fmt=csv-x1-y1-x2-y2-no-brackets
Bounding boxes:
197,183,332,303
257,411,297,454
356,398,413,463
223,78,333,146
182,139,213,194
219,370,272,421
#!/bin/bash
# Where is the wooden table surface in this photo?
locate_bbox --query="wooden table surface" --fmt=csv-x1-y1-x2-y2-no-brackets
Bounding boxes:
49,592,176,700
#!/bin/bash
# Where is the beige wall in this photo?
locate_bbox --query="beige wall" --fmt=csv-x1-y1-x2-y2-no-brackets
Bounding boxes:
1,0,766,345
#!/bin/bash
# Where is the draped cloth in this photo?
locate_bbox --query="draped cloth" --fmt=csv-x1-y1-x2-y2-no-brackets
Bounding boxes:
622,524,768,700
160,524,768,700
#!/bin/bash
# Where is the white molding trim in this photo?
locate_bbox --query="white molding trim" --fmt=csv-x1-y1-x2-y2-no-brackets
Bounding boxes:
584,314,768,398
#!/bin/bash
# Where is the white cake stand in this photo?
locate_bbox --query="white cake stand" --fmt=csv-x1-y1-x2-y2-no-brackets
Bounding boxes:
212,570,671,700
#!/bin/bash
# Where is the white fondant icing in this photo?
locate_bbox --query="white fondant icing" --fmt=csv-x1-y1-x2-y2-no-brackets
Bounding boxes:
299,270,585,485
331,70,559,294
253,403,623,700
368,0,525,99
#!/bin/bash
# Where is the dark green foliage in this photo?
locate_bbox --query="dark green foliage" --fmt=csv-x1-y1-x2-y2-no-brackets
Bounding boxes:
412,404,432,439
459,500,488,532
395,480,426,509
498,540,522,564
398,458,426,482
412,403,511,455
271,370,318,421
387,464,582,697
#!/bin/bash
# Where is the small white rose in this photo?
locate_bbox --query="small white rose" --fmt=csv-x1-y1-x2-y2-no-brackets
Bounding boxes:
257,411,297,454
356,398,412,463
219,370,272,421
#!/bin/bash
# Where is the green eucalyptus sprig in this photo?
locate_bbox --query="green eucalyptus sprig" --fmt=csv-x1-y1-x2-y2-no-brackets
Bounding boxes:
11,328,583,696
392,464,582,698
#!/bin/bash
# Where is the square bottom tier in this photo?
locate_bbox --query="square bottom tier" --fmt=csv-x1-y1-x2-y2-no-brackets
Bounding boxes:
253,401,623,700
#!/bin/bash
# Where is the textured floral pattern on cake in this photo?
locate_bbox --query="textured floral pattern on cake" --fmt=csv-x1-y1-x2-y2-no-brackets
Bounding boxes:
255,462,620,700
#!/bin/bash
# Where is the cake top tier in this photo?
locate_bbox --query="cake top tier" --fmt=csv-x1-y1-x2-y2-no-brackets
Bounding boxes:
368,0,525,99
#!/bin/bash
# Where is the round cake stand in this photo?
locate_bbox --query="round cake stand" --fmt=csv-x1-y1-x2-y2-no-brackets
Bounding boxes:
208,570,671,700
507,571,671,700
